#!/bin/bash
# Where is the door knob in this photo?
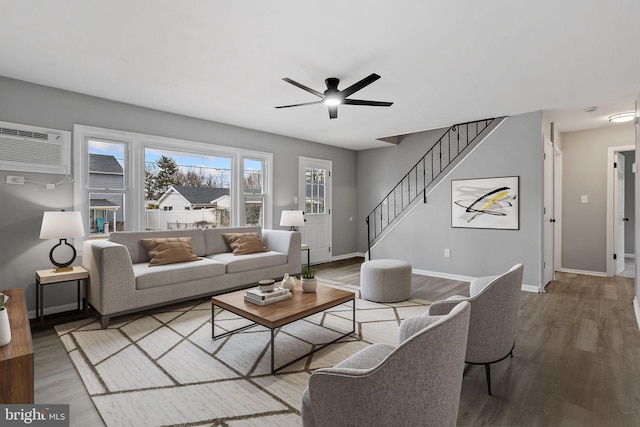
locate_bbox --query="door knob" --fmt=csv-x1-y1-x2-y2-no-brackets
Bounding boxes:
623,217,630,222
550,219,556,223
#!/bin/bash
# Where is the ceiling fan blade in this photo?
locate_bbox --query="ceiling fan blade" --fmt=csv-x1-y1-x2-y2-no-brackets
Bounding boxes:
343,99,393,107
275,101,323,109
328,105,338,119
340,73,381,98
282,78,323,98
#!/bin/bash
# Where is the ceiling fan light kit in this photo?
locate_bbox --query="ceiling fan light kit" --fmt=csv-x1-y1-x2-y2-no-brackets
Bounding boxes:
276,73,393,119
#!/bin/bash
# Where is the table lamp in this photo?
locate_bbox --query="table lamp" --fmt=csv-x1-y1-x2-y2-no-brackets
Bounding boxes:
279,210,305,231
39,211,85,272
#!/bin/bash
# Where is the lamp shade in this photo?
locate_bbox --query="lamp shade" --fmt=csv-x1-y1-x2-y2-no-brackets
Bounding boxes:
39,211,85,239
279,210,305,228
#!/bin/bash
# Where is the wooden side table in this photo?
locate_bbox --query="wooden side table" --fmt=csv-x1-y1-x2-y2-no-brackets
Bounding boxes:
0,288,34,403
35,266,89,323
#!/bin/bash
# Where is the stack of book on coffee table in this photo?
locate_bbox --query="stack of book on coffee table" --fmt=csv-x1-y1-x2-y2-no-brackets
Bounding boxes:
244,286,292,306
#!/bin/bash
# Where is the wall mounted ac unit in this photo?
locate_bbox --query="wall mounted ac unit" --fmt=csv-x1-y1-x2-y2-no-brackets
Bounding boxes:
0,121,71,174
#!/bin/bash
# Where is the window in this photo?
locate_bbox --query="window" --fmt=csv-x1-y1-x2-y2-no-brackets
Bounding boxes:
243,158,265,227
86,138,128,237
74,125,272,239
144,147,232,230
305,167,326,214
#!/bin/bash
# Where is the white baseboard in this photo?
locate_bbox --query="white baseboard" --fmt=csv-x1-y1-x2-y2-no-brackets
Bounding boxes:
27,302,80,321
521,284,540,293
634,297,640,332
412,268,476,283
331,252,365,262
413,268,539,293
557,268,608,277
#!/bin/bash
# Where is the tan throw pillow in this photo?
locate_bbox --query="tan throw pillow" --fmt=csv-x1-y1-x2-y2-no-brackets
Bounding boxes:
222,232,269,255
140,237,201,266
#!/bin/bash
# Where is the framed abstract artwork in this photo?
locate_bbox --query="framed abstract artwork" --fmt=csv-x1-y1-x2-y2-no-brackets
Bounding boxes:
451,176,519,229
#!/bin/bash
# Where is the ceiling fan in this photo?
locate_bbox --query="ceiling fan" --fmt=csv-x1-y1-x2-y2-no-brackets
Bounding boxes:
275,73,393,119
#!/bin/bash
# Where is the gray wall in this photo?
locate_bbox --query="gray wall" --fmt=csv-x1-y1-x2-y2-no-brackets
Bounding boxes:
623,151,635,254
0,76,358,312
357,112,544,287
561,123,635,272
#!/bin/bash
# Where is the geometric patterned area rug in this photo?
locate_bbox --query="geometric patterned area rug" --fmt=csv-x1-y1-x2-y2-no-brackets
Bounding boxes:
55,279,431,427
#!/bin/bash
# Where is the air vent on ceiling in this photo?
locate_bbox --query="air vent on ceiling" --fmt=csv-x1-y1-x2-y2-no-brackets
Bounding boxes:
0,121,70,174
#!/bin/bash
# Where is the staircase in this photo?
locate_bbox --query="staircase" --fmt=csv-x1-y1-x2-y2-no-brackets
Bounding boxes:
365,117,504,257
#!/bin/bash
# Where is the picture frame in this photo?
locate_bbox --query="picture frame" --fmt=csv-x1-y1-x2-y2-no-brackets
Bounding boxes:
451,176,519,229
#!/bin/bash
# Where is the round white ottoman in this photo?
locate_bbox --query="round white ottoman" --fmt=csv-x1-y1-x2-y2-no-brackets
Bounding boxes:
360,259,412,302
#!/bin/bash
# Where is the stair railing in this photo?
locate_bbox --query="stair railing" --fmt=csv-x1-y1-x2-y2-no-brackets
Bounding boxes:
365,118,497,255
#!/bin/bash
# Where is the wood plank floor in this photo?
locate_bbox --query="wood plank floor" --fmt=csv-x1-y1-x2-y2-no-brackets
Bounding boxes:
31,258,640,426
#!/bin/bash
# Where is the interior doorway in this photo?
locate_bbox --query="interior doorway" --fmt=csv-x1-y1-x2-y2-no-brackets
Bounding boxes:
606,145,636,278
542,137,563,291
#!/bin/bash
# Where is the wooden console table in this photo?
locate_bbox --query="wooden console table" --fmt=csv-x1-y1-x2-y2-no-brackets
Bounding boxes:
0,288,34,403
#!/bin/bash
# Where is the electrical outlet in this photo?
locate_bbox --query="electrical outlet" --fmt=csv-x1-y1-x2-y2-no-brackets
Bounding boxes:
444,248,451,258
6,175,25,185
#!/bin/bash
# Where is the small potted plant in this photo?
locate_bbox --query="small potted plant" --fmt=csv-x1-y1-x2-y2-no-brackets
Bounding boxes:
301,266,317,292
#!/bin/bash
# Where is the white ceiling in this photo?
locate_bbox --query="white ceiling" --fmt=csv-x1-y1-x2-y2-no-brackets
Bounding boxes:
0,1,638,150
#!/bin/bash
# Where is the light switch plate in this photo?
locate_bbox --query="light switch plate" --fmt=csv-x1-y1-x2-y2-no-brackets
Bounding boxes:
581,195,588,204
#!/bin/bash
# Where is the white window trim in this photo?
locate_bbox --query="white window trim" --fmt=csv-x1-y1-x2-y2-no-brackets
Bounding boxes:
73,124,273,243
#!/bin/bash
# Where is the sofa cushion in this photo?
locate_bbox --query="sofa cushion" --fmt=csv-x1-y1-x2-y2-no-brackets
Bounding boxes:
208,251,287,274
222,232,269,255
141,237,201,266
110,229,206,264
133,258,225,290
204,226,262,255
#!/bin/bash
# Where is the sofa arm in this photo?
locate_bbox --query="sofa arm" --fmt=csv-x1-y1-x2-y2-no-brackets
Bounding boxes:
82,239,136,316
262,229,301,274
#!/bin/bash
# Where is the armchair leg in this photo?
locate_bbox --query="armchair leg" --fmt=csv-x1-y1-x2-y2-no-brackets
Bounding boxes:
484,364,492,395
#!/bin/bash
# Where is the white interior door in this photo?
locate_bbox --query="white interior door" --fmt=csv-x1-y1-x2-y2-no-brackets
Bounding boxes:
299,157,332,264
614,152,626,274
542,137,555,289
553,146,563,271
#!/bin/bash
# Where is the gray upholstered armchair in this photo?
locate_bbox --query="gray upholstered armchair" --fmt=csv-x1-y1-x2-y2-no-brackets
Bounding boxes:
301,301,471,427
428,263,524,395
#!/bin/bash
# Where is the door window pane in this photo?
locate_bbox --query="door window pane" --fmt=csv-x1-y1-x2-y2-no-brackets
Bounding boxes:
305,168,326,214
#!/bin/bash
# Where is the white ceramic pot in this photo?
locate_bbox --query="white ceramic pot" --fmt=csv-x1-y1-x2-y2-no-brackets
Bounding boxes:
301,278,317,293
0,308,11,347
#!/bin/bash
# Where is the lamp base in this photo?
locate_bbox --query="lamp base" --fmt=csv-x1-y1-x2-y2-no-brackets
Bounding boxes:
49,238,77,273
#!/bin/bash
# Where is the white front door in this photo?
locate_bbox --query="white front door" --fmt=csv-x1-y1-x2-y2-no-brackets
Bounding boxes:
299,157,331,264
614,153,626,274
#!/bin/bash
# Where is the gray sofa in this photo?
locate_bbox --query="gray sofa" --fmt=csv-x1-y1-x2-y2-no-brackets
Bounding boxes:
82,226,301,328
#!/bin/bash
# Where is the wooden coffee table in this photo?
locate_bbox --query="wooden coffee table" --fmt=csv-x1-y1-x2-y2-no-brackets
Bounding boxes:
211,281,355,374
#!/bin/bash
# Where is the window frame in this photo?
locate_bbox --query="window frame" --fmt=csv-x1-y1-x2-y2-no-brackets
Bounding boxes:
74,125,273,244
